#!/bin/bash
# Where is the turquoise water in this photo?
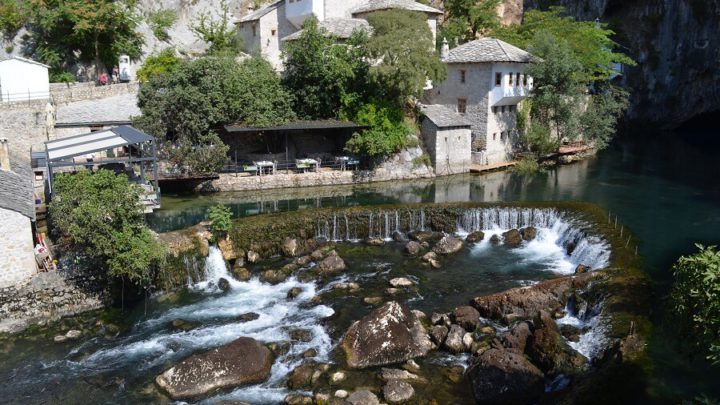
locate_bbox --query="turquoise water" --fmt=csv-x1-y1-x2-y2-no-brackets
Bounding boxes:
147,131,720,401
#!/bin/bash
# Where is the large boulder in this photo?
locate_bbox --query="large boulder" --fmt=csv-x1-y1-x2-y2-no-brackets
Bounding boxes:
317,251,347,276
502,229,523,247
408,231,434,242
496,321,532,353
526,311,587,376
470,272,599,320
467,347,544,405
466,231,485,243
452,306,481,331
520,227,537,241
287,360,328,389
347,390,380,405
341,301,432,369
433,235,463,255
430,325,449,345
218,238,238,261
155,337,273,399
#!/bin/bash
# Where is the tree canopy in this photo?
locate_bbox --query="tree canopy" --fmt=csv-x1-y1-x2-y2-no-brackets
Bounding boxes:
49,170,164,285
25,0,144,76
135,56,295,173
494,7,635,83
191,0,239,56
135,48,181,83
365,9,447,103
282,17,370,120
442,0,501,45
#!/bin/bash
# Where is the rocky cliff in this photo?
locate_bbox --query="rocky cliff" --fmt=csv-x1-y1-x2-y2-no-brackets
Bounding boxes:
524,0,720,128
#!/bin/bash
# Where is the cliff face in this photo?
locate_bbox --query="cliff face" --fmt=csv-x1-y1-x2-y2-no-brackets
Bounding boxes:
524,0,720,128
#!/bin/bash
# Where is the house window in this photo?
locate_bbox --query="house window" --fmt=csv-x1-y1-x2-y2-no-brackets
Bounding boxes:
493,133,497,141
252,24,257,37
491,106,497,114
508,73,513,86
501,106,506,113
515,73,520,86
460,70,466,83
501,131,506,141
271,29,276,36
457,98,467,114
521,74,527,86
495,72,501,86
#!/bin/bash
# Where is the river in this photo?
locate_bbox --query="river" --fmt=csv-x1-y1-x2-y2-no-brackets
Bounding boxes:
146,130,720,402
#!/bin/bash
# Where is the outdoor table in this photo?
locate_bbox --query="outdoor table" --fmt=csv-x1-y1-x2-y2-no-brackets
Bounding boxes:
296,158,319,173
254,161,276,176
336,156,359,171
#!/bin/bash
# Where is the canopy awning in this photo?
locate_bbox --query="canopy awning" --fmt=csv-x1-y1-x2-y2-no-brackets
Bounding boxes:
45,126,154,161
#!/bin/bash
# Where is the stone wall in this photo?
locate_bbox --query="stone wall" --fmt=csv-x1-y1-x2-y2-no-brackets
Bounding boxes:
203,147,434,192
421,119,472,175
49,82,139,105
0,209,36,289
0,271,106,333
0,104,53,156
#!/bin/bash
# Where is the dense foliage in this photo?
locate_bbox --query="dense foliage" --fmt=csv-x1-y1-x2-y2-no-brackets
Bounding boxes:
442,0,500,45
671,245,720,365
344,102,413,159
0,0,25,39
49,170,164,285
282,18,370,120
365,9,447,103
25,0,143,76
135,48,180,83
207,204,232,238
135,56,295,173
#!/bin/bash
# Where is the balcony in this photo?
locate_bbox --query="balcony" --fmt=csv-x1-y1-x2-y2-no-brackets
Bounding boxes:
490,82,531,107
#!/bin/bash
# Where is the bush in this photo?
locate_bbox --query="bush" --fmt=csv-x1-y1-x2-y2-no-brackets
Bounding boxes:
344,103,412,159
671,244,720,365
412,153,431,168
136,48,181,83
208,204,233,238
511,156,541,175
50,71,76,84
49,170,164,285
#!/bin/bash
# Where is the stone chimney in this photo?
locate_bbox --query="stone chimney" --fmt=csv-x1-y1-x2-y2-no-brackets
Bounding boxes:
441,37,450,60
0,138,10,171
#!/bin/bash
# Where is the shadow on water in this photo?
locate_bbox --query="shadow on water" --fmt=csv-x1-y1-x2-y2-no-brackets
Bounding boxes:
146,130,720,402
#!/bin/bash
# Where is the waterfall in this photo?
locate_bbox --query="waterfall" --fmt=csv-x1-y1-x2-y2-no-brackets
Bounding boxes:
192,246,239,292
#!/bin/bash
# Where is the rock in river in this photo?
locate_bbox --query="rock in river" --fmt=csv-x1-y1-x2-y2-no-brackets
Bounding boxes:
502,229,523,247
389,277,414,288
405,241,421,255
466,231,485,243
317,251,347,275
383,380,415,404
347,390,380,405
452,305,481,331
443,324,467,353
155,337,273,400
467,347,544,405
341,301,432,369
520,227,537,241
526,311,587,376
433,235,463,255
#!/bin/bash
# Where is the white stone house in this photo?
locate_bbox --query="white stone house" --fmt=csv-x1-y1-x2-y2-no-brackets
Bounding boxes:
0,56,50,103
425,38,535,166
236,0,442,70
419,104,472,176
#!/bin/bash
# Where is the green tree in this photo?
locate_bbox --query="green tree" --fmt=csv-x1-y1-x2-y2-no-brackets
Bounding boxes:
443,0,501,43
135,56,295,173
191,0,239,55
49,170,164,285
671,244,720,365
282,17,370,120
25,0,143,76
365,9,447,104
149,8,177,42
580,84,629,149
136,48,181,82
494,7,635,83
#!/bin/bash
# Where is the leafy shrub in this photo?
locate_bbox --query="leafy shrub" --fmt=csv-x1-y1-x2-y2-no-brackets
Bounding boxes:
149,9,177,42
50,71,76,84
208,204,233,237
345,103,412,159
511,156,541,175
671,244,720,365
136,48,181,83
49,170,164,286
0,0,26,39
412,153,431,168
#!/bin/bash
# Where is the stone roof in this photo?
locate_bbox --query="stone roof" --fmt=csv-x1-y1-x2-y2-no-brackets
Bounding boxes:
282,18,372,41
0,155,34,219
420,104,472,128
238,1,282,23
55,93,141,126
445,38,535,64
352,0,443,15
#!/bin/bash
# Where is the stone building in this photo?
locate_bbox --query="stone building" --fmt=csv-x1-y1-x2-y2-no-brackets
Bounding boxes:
419,104,472,175
236,0,442,70
0,139,37,289
425,38,535,166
